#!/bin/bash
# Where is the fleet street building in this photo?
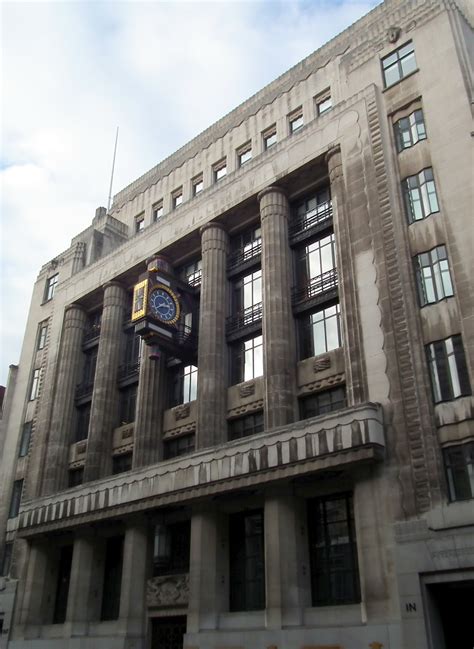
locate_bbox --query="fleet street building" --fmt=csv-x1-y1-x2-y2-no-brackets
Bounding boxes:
0,0,473,647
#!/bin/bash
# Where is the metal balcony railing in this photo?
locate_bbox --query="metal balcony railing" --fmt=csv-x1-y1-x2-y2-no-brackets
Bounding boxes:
118,359,141,382
226,302,263,335
75,381,94,400
289,201,333,239
228,240,262,272
83,323,101,344
292,268,338,304
186,272,202,288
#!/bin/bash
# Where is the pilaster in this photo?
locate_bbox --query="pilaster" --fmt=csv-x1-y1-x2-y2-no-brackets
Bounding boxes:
118,519,149,639
65,534,100,635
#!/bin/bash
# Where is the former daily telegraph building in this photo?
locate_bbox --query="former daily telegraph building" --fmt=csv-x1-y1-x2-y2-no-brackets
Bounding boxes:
0,1,472,648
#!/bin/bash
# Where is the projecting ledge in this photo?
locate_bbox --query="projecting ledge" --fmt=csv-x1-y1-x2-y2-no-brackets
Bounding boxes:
18,403,384,536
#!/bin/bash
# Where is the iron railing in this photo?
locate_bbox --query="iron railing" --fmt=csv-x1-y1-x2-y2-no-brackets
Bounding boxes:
228,240,262,272
292,268,338,304
226,302,263,335
289,202,333,239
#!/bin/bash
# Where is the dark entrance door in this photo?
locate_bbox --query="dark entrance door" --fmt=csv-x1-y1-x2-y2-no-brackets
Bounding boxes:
151,616,187,649
427,580,474,649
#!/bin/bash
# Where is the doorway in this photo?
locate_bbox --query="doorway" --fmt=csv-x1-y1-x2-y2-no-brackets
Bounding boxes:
425,578,474,649
151,616,187,649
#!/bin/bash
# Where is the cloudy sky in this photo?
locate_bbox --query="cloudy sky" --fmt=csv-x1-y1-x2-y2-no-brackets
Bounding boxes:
1,0,379,386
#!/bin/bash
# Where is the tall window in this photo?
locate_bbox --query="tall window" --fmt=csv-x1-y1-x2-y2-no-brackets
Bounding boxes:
229,225,262,268
382,41,416,87
68,467,84,488
234,270,262,315
444,442,474,501
229,510,265,611
262,125,277,150
426,335,471,403
75,403,91,442
289,108,303,133
169,364,198,406
415,245,454,306
29,368,41,401
1,543,13,577
52,545,73,624
292,187,331,233
307,493,360,606
213,158,227,182
316,92,332,116
44,273,58,301
163,434,195,460
153,521,191,576
119,384,137,424
237,142,252,167
19,421,33,457
135,215,145,233
182,259,202,287
231,335,263,384
101,536,124,621
296,233,337,293
37,321,48,350
299,303,342,359
82,348,98,388
192,174,203,196
112,453,133,475
172,188,183,209
299,386,346,420
403,168,439,223
153,201,163,221
394,109,426,151
123,331,141,369
8,480,23,518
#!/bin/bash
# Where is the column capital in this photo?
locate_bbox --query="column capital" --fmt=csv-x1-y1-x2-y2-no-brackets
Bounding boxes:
199,221,226,237
64,302,85,314
102,280,124,292
257,185,286,204
325,143,342,167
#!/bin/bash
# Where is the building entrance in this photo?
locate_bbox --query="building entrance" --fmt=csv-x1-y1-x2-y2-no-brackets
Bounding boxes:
425,579,474,649
151,616,187,649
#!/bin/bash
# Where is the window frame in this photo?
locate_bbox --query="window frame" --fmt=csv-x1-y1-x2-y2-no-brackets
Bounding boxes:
231,334,264,384
37,321,48,350
8,479,23,519
288,108,304,134
262,125,277,150
112,452,133,475
172,188,183,209
228,411,264,440
403,167,439,224
298,302,342,360
163,433,195,460
134,213,145,233
169,364,198,407
381,40,417,88
44,273,59,302
426,335,471,403
153,201,164,221
191,174,203,196
68,467,84,488
237,141,252,167
119,383,138,425
394,108,427,152
213,158,227,183
29,368,41,401
414,245,454,306
19,421,33,457
315,91,332,116
299,386,346,420
443,442,474,502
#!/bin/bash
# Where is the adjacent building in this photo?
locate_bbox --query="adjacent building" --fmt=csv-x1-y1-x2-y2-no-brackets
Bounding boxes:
0,1,472,647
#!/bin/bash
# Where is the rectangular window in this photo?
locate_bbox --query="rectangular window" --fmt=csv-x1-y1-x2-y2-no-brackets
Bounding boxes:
82,348,98,387
444,442,474,501
229,510,265,611
427,335,471,403
29,368,41,401
68,467,84,488
289,108,304,133
112,452,133,475
119,384,137,425
135,215,145,233
308,493,360,606
44,273,58,301
1,542,13,576
415,245,454,306
394,109,426,151
403,167,439,223
169,364,198,407
262,125,277,150
228,411,264,440
382,41,417,87
153,202,163,221
299,303,342,360
213,158,227,182
153,520,191,576
101,536,124,621
163,434,195,460
233,269,262,314
231,335,263,384
37,321,48,350
8,480,23,518
192,174,203,196
237,142,252,167
299,386,346,420
172,188,183,209
292,187,332,234
75,403,91,442
52,545,73,624
296,232,337,297
229,225,262,269
182,259,202,287
19,421,33,457
316,94,332,116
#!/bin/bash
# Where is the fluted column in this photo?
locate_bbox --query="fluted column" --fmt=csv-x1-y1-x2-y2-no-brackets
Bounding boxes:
258,186,297,429
84,281,126,481
118,519,149,639
42,304,86,495
197,223,229,449
326,145,366,404
133,346,166,468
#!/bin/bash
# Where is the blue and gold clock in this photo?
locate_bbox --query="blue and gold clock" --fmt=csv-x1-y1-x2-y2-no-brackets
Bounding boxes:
148,285,180,325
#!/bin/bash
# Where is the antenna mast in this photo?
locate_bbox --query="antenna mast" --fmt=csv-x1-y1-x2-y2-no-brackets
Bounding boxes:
107,126,119,212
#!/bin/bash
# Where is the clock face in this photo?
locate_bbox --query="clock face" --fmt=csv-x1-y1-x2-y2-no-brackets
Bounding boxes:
149,287,179,324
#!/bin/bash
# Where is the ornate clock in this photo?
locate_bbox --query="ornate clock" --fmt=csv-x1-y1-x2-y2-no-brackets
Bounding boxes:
148,285,180,325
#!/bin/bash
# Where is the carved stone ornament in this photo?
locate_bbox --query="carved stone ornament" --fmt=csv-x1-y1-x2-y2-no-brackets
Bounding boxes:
147,573,189,608
239,382,255,398
387,26,401,43
313,356,331,373
174,404,190,421
76,441,87,455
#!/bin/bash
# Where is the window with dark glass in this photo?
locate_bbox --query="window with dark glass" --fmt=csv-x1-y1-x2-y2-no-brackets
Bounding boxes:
394,109,426,151
229,411,264,440
444,442,474,501
8,480,23,519
229,226,262,269
163,434,195,460
112,453,133,475
52,545,73,624
120,331,141,377
1,542,13,576
19,421,33,457
172,188,183,209
37,321,48,350
382,41,416,87
169,364,198,407
291,187,331,235
415,245,454,306
403,168,439,223
231,335,263,384
84,311,101,342
192,174,203,196
289,108,303,133
135,215,145,233
308,493,360,606
75,403,91,442
299,303,342,360
44,273,58,301
316,94,332,115
101,536,124,621
262,125,277,150
119,384,137,425
229,510,265,611
233,269,262,322
182,259,202,287
213,158,227,182
80,348,98,394
299,386,346,420
68,467,84,488
296,233,337,298
153,520,191,576
426,335,471,403
153,201,163,221
237,142,252,167
29,368,41,401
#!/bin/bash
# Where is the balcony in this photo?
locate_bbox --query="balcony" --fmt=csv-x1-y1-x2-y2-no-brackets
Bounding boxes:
75,380,94,401
226,302,263,339
227,240,262,277
292,268,338,312
289,201,333,244
83,322,101,345
117,359,141,383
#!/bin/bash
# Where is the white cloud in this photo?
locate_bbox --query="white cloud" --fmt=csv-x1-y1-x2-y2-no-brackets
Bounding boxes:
0,0,378,384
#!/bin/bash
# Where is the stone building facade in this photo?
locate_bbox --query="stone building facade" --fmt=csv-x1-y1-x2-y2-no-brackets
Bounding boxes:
0,1,473,647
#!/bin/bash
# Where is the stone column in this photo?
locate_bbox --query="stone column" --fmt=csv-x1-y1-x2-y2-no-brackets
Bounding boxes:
65,534,99,635
118,519,149,639
264,487,304,629
258,186,297,429
42,304,86,495
84,281,126,481
326,145,367,404
18,541,50,629
197,223,229,448
133,346,166,468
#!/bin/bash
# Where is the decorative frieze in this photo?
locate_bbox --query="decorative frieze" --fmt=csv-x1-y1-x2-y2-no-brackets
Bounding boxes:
174,404,191,421
147,573,189,608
